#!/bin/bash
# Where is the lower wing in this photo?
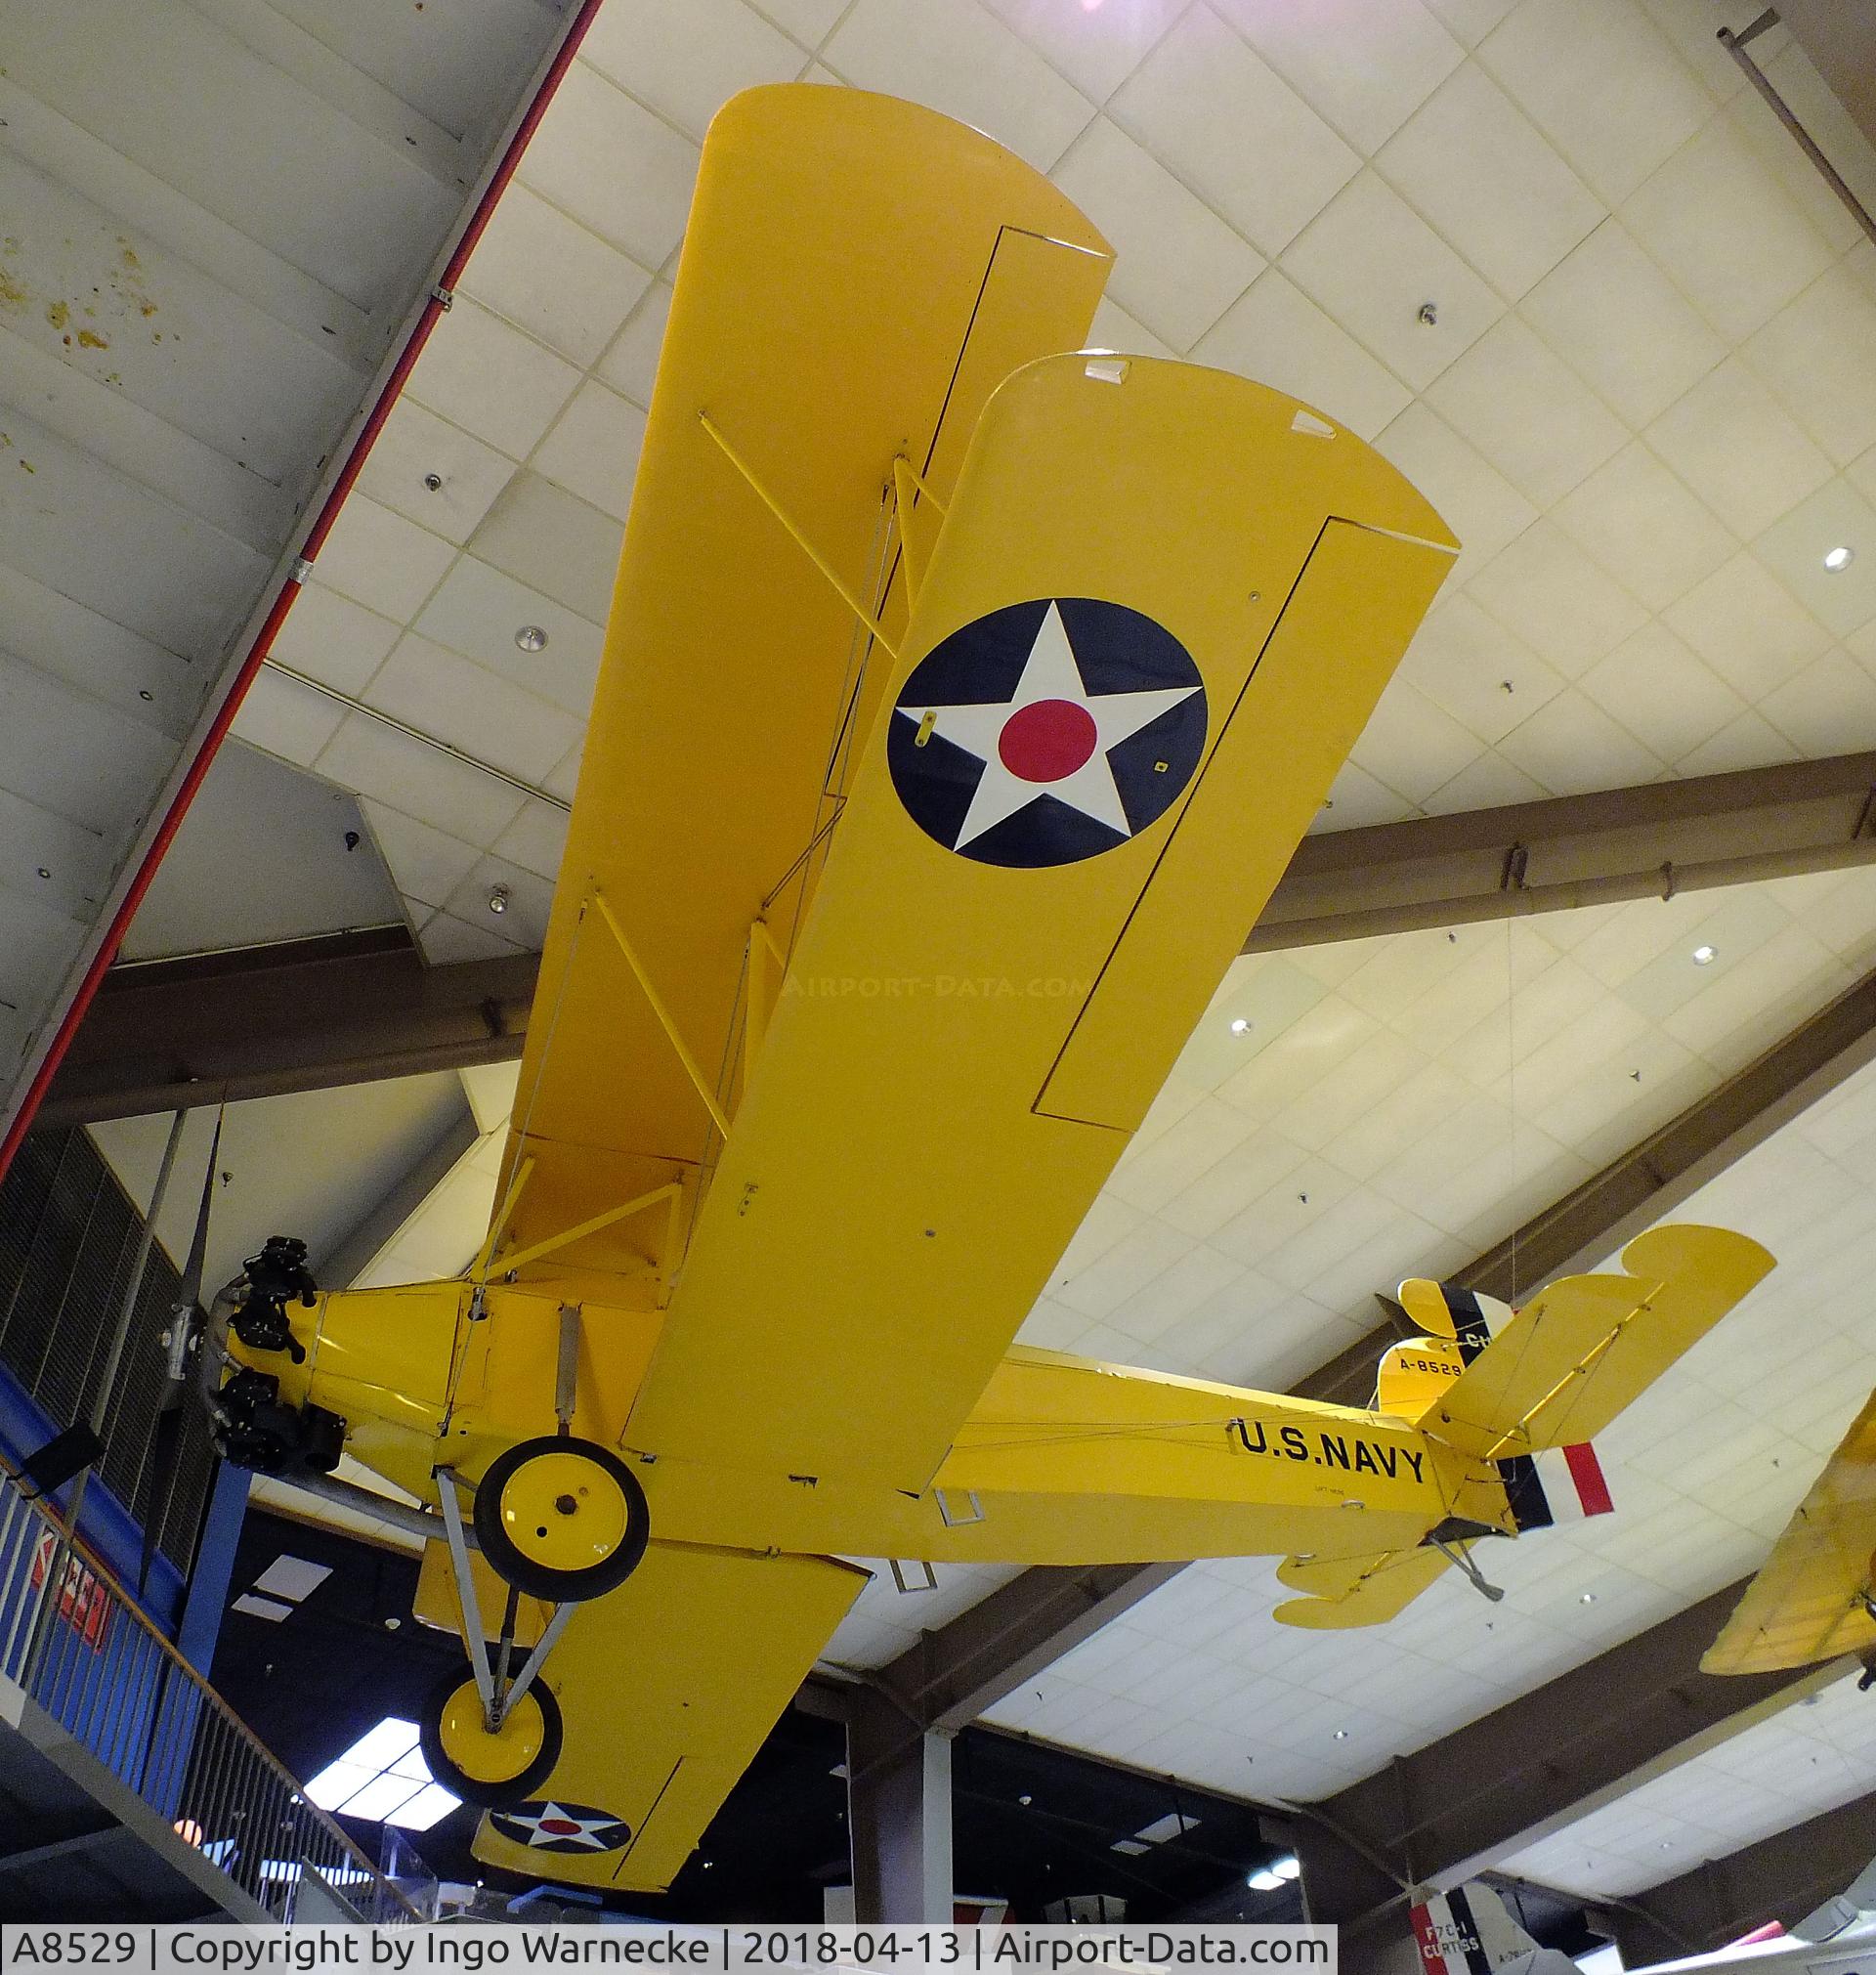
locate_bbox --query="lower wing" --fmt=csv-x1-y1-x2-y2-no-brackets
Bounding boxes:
1703,1388,1876,1675
469,1542,866,1890
1273,1547,1451,1629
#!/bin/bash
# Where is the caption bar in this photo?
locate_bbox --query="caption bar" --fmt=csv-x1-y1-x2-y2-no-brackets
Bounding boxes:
0,1928,1335,1974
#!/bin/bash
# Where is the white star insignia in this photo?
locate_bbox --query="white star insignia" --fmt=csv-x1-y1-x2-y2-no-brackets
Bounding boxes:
894,601,1199,850
506,1801,624,1849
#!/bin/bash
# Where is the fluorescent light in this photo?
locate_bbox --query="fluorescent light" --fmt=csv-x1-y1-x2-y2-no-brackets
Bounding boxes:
231,1593,293,1621
342,1718,422,1772
388,1744,433,1782
1273,1856,1300,1881
304,1761,376,1813
1134,1813,1200,1844
252,1556,332,1603
335,1772,426,1824
1248,1869,1284,1892
386,1783,461,1832
1112,1838,1151,1856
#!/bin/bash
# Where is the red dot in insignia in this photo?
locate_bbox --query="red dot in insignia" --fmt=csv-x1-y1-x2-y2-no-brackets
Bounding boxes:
540,1819,578,1835
998,699,1098,784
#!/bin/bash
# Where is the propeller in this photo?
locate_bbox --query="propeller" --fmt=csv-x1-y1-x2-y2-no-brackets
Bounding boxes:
138,1109,222,1598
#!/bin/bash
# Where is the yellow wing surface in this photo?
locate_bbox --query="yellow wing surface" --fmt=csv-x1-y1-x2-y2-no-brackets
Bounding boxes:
624,354,1457,1496
1273,1548,1452,1630
1703,1389,1876,1675
469,1543,866,1892
1421,1226,1774,1464
489,84,1111,1280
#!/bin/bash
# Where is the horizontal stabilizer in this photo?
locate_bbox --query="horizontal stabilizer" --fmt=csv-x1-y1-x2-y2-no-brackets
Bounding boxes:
1424,1225,1773,1464
1704,1387,1876,1675
1273,1545,1449,1629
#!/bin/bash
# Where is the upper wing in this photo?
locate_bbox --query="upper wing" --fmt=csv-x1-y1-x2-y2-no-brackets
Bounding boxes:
623,354,1457,1495
469,1541,865,1892
488,84,1111,1279
1703,1388,1876,1675
1426,1226,1774,1463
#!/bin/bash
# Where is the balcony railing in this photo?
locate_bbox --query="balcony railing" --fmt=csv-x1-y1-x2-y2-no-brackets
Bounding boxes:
0,1464,418,1922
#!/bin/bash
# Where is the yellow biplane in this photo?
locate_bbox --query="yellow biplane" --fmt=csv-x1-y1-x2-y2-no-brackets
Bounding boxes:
206,85,1777,1892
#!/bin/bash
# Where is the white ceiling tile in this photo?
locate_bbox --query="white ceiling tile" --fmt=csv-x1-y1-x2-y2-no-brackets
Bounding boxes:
1639,0,1757,104
1087,296,1178,362
353,399,517,547
1349,674,1491,801
1374,402,1537,584
1376,64,1601,303
469,471,622,630
1399,590,1563,744
1467,518,1649,677
825,0,1094,175
1476,0,1710,205
311,494,455,623
1742,266,1876,470
1762,648,1876,757
1620,114,1834,345
412,557,604,716
229,665,345,769
1662,550,1832,700
405,297,582,463
1580,621,1748,763
1754,480,1876,639
491,797,572,882
358,799,483,913
1496,685,1665,794
1421,0,1515,48
1730,55,1873,259
315,715,526,846
418,906,530,966
977,0,1185,106
269,580,401,696
533,381,648,523
1213,0,1462,153
1111,8,1357,261
746,0,845,47
364,634,581,785
1314,757,1417,830
581,0,808,141
1426,315,1628,508
517,61,701,269
1673,708,1801,778
595,282,673,409
1647,358,1834,540
1521,219,1728,428
1422,751,1548,814
1281,170,1504,390
1192,271,1411,443
1050,117,1262,352
458,185,654,369
444,851,557,950
1551,442,1737,614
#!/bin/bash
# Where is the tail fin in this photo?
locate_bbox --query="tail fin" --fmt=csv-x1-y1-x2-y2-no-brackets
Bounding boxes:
1412,1884,1580,1975
1385,1282,1615,1532
1411,1225,1773,1466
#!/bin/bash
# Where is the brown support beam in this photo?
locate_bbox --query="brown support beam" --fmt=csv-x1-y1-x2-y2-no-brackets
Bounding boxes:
36,930,537,1125
1610,1787,1876,1963
1254,750,1876,953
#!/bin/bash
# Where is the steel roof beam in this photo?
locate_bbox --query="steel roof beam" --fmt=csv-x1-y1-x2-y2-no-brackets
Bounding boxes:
1253,750,1876,953
36,929,536,1126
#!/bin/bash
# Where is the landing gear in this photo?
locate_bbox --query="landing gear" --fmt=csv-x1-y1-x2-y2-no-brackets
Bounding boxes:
473,1436,649,1602
419,1667,563,1808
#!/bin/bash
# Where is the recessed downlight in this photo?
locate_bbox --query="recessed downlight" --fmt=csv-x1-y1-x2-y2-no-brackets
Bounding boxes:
1692,944,1717,966
488,884,510,916
1824,545,1855,572
1230,1017,1252,1035
515,623,548,652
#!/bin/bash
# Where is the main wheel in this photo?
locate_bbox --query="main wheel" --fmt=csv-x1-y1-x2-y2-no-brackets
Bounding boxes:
419,1668,563,1809
472,1435,649,1602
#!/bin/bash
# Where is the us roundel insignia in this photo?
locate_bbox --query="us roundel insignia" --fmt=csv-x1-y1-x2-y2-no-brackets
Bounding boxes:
887,596,1207,868
489,1799,631,1853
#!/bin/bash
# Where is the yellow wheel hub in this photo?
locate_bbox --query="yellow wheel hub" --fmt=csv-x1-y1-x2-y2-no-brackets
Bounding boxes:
497,1449,629,1574
436,1680,545,1785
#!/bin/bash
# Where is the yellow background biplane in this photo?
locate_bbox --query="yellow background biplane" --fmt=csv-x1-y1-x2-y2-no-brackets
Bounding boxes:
211,85,1777,1893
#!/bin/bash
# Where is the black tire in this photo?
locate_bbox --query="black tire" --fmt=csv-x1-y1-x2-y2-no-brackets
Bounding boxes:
418,1667,563,1810
472,1434,650,1603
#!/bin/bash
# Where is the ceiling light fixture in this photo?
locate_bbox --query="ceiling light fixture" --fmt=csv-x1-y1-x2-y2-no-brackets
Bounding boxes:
1824,546,1855,572
1691,944,1717,966
1333,1728,1348,1740
515,623,548,652
1230,1017,1252,1035
488,885,510,916
1580,1592,1597,1605
1247,1868,1285,1892
1273,1856,1300,1882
